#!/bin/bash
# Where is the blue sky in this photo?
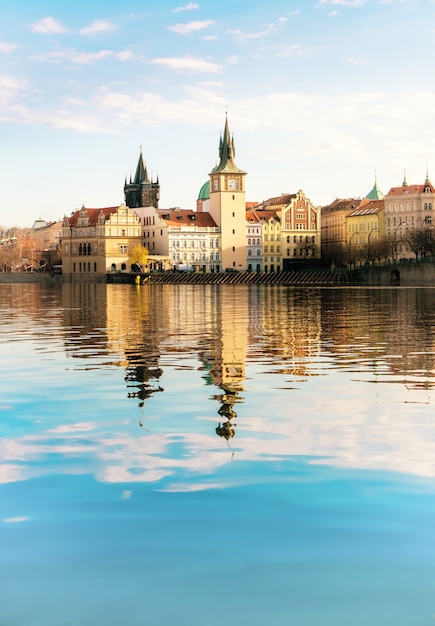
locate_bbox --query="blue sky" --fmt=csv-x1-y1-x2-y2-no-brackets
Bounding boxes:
1,0,434,226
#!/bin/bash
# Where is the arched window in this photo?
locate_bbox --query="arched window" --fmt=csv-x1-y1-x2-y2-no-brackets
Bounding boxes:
121,263,126,270
79,243,83,255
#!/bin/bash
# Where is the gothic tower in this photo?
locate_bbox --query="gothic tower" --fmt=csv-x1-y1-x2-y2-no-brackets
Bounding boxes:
209,115,247,271
124,148,160,208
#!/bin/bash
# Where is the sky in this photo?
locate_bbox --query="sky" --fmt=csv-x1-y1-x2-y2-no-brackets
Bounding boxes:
1,0,435,227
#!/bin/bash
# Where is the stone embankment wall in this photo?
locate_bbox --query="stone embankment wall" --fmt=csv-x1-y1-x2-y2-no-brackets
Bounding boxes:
0,273,62,284
2,261,435,286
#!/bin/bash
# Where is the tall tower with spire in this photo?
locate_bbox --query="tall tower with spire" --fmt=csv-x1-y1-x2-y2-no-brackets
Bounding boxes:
124,148,160,208
209,115,247,271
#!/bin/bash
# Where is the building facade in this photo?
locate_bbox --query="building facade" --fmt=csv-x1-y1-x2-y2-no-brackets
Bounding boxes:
384,172,435,259
133,206,220,272
61,204,142,280
281,190,321,269
246,211,263,272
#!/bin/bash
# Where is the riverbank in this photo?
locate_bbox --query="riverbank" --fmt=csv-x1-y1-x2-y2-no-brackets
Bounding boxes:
2,260,435,286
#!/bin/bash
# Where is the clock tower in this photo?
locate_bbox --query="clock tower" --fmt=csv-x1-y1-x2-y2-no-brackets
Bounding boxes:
209,115,247,271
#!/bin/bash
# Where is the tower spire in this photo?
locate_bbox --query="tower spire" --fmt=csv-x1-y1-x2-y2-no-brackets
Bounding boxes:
212,114,245,174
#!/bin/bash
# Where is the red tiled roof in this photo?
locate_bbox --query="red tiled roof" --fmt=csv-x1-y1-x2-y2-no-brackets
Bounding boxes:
387,183,435,195
157,209,217,228
347,199,384,217
68,207,118,227
321,198,362,214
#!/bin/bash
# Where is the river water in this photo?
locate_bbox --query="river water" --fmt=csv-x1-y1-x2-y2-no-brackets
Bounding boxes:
1,282,435,626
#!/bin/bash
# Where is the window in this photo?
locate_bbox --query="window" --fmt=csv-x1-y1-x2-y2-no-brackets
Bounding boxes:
119,245,127,254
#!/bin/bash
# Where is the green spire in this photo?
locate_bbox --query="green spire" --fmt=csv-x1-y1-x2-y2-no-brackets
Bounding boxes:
366,171,384,200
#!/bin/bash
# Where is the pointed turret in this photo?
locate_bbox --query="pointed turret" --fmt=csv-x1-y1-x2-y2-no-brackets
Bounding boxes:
212,115,245,174
133,148,150,184
402,169,408,187
366,171,384,200
124,147,160,209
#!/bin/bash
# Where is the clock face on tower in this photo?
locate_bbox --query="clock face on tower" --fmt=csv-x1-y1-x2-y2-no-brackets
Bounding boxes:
228,178,238,191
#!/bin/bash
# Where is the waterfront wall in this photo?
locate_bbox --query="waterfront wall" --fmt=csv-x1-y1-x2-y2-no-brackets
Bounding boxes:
0,273,62,285
2,261,435,286
356,260,435,286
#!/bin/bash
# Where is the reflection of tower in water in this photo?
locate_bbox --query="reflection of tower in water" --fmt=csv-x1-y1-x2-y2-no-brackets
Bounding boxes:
205,286,248,443
125,356,163,408
105,285,165,412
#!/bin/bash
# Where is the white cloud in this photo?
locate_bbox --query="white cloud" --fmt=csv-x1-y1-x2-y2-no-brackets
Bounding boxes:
30,16,68,34
0,42,20,52
318,0,365,6
342,56,367,65
3,517,29,523
169,20,215,34
31,48,114,64
0,75,26,107
172,2,199,11
79,20,117,36
228,19,286,43
228,28,271,42
275,44,305,58
150,55,221,73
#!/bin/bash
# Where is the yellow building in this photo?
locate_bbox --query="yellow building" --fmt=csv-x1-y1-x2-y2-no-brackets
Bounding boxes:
321,198,362,261
256,210,281,272
346,199,385,246
209,116,247,271
61,204,142,280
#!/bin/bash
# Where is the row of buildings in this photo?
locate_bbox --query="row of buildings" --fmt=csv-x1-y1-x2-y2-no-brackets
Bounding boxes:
19,116,435,278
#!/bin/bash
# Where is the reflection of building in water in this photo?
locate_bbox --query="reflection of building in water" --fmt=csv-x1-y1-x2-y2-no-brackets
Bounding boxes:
105,285,165,408
61,282,109,357
198,285,248,442
319,288,435,388
62,282,165,409
252,285,322,377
